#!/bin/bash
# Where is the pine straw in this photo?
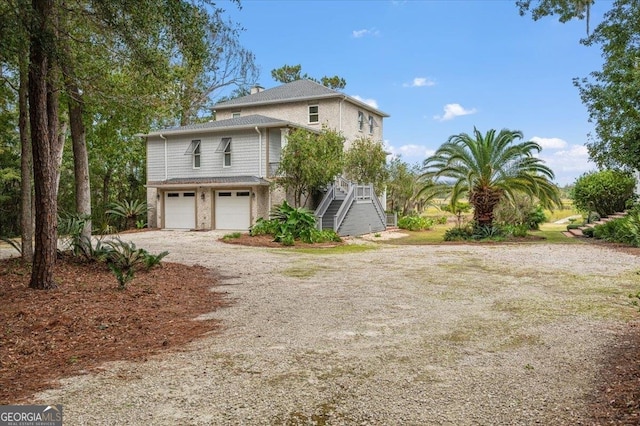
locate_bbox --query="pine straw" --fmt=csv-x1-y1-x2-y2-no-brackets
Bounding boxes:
0,256,228,404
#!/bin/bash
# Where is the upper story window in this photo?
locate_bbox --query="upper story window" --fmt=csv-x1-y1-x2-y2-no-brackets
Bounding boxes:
368,115,374,134
358,111,364,131
193,142,201,168
185,140,201,169
232,111,241,118
308,105,319,123
216,137,232,167
223,138,232,167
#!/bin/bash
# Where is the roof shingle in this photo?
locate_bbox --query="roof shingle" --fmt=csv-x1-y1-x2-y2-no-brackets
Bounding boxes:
214,79,339,109
145,114,297,137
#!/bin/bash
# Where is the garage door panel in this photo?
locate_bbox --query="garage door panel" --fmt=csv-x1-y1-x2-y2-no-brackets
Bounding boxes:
164,192,196,229
216,191,250,230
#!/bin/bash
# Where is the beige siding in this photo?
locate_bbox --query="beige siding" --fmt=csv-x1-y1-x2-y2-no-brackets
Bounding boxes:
217,98,384,150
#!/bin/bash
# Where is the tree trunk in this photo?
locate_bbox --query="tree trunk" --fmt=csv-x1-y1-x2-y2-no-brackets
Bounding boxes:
67,82,92,240
469,187,503,228
29,0,58,289
102,169,112,208
19,52,33,261
61,30,92,242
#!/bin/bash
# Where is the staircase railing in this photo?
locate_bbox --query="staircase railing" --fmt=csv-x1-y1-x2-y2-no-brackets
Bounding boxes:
314,183,336,231
316,177,385,233
334,184,355,232
370,185,387,225
335,176,350,195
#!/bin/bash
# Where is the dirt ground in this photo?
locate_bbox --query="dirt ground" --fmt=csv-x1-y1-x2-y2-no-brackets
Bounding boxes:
1,232,640,423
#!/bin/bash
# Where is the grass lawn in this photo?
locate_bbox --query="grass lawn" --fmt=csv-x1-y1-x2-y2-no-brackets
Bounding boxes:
377,222,583,245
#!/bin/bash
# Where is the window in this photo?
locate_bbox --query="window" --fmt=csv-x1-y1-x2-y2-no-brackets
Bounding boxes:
193,142,201,168
224,139,232,167
368,115,374,134
185,140,201,169
308,105,319,123
183,192,196,197
358,111,364,131
216,137,232,167
236,191,250,197
232,111,241,118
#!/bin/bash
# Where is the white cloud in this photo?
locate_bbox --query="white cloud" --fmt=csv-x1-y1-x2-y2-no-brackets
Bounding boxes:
530,136,568,149
433,103,477,121
398,144,435,159
383,140,434,163
352,28,380,38
537,144,594,185
352,95,379,109
403,77,436,88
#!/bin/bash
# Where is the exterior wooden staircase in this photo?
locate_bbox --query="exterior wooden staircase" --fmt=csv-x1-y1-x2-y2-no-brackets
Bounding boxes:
314,176,386,236
562,211,628,238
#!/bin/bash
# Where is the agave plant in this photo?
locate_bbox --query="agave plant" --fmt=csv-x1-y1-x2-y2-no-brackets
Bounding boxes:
106,199,147,230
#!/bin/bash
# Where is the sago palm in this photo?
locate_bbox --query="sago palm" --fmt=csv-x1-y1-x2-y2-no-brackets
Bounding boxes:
422,128,562,227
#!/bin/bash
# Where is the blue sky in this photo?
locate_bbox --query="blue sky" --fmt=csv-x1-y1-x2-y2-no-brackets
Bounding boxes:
221,0,608,186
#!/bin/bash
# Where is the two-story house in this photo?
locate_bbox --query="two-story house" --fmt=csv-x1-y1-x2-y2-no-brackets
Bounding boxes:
143,79,389,234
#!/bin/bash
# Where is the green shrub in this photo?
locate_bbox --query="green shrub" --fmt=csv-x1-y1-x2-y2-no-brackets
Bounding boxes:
443,224,507,241
502,223,529,238
105,239,168,289
398,215,434,231
250,217,279,236
280,233,295,246
443,226,473,241
251,201,329,245
58,211,91,255
472,225,505,241
142,250,169,269
106,199,147,230
436,216,448,225
591,209,640,247
582,227,595,238
595,209,640,246
494,195,546,230
527,205,547,230
571,170,635,217
566,223,583,230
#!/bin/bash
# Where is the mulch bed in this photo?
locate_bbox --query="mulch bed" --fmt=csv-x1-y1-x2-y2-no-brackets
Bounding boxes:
587,321,640,424
0,255,228,404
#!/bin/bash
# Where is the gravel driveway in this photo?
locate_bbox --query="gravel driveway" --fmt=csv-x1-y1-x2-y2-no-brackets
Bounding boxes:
24,230,640,424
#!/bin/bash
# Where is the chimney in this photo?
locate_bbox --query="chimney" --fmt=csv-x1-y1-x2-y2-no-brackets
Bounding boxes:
250,85,264,94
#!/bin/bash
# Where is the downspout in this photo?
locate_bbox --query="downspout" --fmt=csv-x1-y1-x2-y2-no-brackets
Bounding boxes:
159,133,167,180
255,127,262,178
339,96,346,132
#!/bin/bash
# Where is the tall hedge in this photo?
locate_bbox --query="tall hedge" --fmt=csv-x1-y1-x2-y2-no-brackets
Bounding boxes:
570,170,636,216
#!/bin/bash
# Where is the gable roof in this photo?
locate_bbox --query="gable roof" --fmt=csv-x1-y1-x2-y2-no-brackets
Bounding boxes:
213,79,390,117
143,114,302,138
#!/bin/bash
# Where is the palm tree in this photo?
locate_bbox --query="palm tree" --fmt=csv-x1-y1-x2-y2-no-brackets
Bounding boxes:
422,128,562,228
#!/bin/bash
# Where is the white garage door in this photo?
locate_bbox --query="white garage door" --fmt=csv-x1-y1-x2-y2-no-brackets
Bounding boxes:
216,190,251,230
164,191,196,229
